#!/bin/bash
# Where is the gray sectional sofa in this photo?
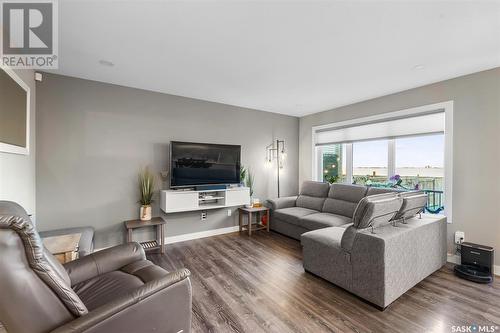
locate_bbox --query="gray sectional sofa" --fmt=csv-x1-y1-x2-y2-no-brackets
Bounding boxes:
267,181,400,239
267,181,447,309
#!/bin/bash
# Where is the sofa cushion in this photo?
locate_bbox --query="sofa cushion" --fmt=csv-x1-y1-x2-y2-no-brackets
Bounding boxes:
299,213,352,230
322,184,368,218
273,207,318,225
301,226,346,250
73,270,144,311
295,181,330,211
121,259,169,283
352,193,403,229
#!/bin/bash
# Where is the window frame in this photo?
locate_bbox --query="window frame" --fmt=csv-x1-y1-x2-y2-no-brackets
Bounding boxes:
312,101,453,222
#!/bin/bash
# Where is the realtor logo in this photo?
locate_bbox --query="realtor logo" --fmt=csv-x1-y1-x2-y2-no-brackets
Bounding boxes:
1,0,58,68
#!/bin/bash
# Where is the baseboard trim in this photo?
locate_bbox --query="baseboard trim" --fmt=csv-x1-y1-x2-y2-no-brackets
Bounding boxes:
165,226,240,244
447,253,499,276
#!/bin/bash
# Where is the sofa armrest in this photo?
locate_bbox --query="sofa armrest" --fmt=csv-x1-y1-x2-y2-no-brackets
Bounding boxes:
266,196,298,210
50,269,192,333
64,242,146,285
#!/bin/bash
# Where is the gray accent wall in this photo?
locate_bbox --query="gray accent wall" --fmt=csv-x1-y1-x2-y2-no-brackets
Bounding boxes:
0,69,36,216
36,73,299,249
299,67,500,265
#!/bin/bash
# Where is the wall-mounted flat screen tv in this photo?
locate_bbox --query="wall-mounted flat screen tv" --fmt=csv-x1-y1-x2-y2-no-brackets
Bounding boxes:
170,141,241,188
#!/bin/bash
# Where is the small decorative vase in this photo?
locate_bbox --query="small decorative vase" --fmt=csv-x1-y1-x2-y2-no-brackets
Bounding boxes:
140,205,152,221
245,196,253,208
252,198,262,208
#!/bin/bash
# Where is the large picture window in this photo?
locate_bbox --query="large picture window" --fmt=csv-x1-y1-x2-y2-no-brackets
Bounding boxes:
353,139,388,185
317,144,347,183
312,102,453,220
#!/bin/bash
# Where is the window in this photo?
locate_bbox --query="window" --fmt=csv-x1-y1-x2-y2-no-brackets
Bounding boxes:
395,134,444,212
312,102,453,220
353,139,388,185
318,144,347,183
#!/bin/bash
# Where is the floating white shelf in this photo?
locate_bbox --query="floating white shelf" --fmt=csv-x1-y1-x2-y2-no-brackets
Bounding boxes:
160,187,250,214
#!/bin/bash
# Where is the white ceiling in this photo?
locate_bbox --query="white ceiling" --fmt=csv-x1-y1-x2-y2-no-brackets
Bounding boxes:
50,0,500,117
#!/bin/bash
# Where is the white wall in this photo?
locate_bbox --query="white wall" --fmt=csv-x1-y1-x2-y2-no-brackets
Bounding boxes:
299,67,500,265
0,69,36,216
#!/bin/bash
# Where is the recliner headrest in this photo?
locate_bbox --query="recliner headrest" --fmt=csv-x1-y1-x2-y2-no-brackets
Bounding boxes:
0,201,88,316
0,201,31,221
394,191,427,220
352,193,403,230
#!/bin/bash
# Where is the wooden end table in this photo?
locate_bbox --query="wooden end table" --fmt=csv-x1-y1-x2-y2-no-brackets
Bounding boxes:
124,217,166,254
42,233,81,264
238,206,270,236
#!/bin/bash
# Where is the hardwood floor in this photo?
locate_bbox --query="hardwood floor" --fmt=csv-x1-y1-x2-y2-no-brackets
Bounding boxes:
148,231,500,333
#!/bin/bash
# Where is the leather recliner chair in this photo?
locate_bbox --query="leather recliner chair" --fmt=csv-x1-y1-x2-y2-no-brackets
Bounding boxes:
0,201,192,333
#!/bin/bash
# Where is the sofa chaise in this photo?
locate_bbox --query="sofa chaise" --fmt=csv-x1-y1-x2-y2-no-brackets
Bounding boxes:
267,181,447,309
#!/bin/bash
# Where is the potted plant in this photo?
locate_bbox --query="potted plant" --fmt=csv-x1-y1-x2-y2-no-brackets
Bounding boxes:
247,168,260,207
139,167,156,221
240,166,247,186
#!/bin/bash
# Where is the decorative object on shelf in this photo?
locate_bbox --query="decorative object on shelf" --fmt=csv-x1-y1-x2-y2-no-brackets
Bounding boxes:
252,198,262,208
139,167,156,221
266,139,286,197
261,214,268,226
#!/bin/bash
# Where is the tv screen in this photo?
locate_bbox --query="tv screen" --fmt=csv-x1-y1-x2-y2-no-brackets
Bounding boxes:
170,141,241,188
0,67,28,153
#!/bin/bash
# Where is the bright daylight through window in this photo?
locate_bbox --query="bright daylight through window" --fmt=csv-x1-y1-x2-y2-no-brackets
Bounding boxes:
314,109,448,215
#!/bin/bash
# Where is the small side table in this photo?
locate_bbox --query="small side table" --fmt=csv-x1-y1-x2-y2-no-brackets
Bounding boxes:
42,233,81,264
124,217,166,254
239,206,270,236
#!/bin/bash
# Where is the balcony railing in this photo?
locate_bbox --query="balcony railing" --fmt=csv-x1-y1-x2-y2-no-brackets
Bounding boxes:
336,175,445,214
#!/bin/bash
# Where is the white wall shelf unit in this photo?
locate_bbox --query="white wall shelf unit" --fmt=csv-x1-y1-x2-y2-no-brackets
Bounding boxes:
160,187,250,214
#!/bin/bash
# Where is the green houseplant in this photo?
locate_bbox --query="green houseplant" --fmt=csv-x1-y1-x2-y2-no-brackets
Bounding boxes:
139,167,156,221
246,168,254,197
240,166,247,186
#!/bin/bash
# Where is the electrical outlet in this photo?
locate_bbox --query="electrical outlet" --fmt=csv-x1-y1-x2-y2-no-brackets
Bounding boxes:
227,209,232,217
201,211,207,221
455,231,465,244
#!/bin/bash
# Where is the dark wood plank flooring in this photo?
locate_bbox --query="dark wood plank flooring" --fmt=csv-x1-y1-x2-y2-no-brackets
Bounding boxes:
148,231,500,333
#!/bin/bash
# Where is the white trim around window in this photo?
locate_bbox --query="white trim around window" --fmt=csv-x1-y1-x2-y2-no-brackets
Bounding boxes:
312,101,453,223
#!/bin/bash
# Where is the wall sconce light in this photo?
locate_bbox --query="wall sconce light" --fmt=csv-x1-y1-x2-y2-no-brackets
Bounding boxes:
266,139,286,197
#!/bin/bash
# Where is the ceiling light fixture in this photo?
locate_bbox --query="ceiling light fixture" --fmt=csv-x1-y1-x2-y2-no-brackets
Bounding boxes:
99,60,114,67
413,64,425,70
